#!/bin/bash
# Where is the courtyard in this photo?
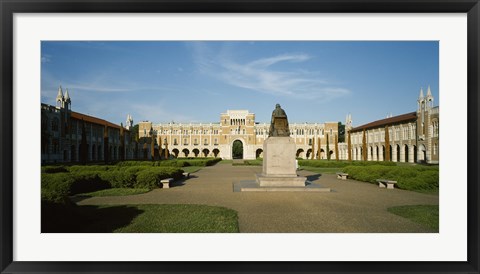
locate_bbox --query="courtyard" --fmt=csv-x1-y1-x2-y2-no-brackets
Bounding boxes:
72,163,438,233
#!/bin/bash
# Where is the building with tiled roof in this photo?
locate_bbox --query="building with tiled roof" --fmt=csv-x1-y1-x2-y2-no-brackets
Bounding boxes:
41,86,142,164
41,85,439,164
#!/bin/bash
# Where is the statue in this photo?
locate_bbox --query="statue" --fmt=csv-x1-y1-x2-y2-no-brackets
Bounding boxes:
269,104,290,137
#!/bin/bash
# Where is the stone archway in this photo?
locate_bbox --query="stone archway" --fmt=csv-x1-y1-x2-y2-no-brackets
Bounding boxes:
172,148,179,158
232,140,243,159
212,148,220,158
202,148,209,157
256,148,263,159
296,148,304,159
404,144,409,163
182,148,190,158
192,148,200,158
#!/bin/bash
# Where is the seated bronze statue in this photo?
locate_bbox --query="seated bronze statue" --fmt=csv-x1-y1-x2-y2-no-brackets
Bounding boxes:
269,104,290,137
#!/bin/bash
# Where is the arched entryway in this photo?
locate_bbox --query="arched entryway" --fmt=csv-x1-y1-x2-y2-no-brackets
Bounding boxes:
413,145,418,163
256,148,263,158
182,148,190,158
212,148,220,158
202,148,209,157
296,148,304,159
418,144,427,163
232,140,243,159
172,148,179,158
192,148,200,158
404,144,409,162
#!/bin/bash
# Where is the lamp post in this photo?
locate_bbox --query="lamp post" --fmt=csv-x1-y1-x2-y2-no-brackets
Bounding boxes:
149,127,155,161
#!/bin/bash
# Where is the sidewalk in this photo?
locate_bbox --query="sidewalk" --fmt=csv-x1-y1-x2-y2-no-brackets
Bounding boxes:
76,164,439,233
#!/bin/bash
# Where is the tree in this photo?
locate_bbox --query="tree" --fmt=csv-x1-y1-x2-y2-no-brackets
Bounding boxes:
347,131,352,161
385,125,390,161
317,137,321,159
311,138,315,160
232,140,243,159
362,129,367,161
326,134,331,160
338,122,346,143
335,134,339,161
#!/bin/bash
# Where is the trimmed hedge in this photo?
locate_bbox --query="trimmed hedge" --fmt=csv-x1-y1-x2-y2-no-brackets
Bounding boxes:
69,171,111,194
343,165,439,192
115,161,155,167
41,166,68,174
67,165,112,172
41,173,75,205
41,171,110,204
298,160,396,168
41,165,185,204
135,167,184,190
114,158,222,168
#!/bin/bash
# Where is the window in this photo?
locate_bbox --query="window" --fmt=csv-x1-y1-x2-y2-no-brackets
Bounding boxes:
194,139,198,145
174,138,178,145
184,138,188,145
51,118,59,131
42,117,48,131
204,138,208,145
214,138,218,145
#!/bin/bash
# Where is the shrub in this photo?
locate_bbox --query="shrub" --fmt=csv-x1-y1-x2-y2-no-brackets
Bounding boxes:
98,170,136,188
157,160,187,167
67,165,111,173
116,161,155,167
41,166,68,174
299,160,396,168
157,158,221,167
343,165,439,192
69,171,111,194
41,173,75,205
134,167,184,190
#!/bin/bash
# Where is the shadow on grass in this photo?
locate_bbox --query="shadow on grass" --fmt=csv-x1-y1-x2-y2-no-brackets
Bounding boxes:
42,203,143,233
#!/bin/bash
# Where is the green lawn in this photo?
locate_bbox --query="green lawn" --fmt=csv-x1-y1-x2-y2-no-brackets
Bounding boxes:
387,205,439,231
42,203,239,233
77,188,151,197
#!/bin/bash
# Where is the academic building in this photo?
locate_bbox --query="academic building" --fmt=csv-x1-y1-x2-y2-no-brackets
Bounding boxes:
41,87,140,164
41,86,439,164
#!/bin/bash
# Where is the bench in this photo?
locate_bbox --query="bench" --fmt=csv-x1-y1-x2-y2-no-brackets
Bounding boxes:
336,172,349,180
183,172,190,178
376,179,397,189
160,178,173,189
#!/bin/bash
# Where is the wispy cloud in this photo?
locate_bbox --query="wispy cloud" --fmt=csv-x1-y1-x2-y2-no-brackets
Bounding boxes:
41,54,52,63
191,43,350,100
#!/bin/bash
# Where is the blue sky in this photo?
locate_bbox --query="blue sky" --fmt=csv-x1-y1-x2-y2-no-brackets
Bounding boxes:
41,41,439,126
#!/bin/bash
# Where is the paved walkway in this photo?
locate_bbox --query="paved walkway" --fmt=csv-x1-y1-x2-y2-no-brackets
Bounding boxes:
76,163,439,233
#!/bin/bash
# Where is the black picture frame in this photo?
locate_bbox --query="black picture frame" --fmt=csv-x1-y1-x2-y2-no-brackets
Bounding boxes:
1,1,479,273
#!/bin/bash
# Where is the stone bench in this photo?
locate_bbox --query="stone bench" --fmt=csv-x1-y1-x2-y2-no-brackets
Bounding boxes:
376,179,397,189
183,172,190,178
160,178,173,189
336,172,349,180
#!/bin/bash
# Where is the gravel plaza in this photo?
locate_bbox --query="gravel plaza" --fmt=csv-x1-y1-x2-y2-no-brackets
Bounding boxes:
76,163,439,233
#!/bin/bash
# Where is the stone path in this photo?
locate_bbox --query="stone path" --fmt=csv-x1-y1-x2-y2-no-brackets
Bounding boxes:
76,163,439,233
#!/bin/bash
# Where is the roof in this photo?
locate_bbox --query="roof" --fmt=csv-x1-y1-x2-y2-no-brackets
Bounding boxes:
350,112,417,132
71,111,125,130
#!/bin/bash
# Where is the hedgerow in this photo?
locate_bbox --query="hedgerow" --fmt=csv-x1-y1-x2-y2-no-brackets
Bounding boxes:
298,160,396,168
135,167,184,190
342,165,439,192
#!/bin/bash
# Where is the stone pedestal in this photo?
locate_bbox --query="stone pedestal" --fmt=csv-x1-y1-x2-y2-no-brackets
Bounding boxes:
256,137,307,187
